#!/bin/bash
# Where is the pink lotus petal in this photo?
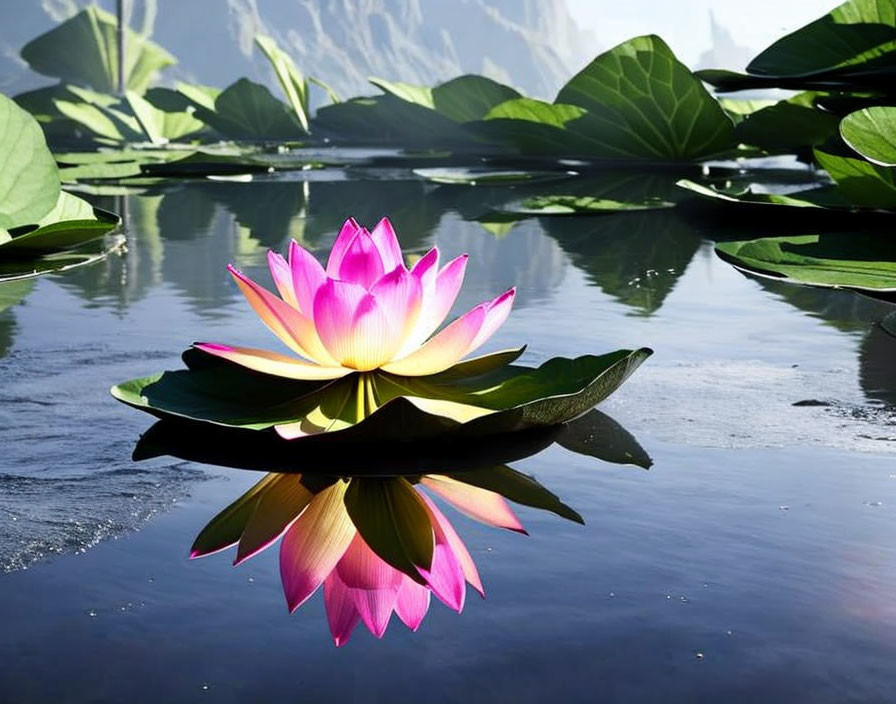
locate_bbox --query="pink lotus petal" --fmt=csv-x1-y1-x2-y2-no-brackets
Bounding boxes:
326,218,361,276
337,229,386,289
420,476,526,534
334,534,403,638
415,492,467,612
228,265,336,365
370,217,404,272
467,287,516,356
279,482,356,612
380,303,486,376
394,577,431,631
193,343,350,380
400,252,468,355
234,475,314,565
324,572,362,647
288,240,327,316
421,491,484,598
313,279,400,371
267,250,299,309
369,266,422,349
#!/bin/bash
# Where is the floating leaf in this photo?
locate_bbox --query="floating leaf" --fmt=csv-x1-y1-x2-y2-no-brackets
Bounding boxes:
413,167,571,186
840,106,896,166
555,35,735,160
502,194,674,215
111,348,652,442
0,94,60,229
20,6,175,94
716,234,896,301
0,196,119,256
429,75,522,122
677,179,853,210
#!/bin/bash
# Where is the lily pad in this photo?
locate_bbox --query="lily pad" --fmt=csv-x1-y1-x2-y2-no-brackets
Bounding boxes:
554,35,735,161
677,179,855,210
111,347,652,443
840,106,896,166
715,234,896,301
413,167,572,186
814,147,896,209
502,194,674,215
0,235,125,282
20,5,176,94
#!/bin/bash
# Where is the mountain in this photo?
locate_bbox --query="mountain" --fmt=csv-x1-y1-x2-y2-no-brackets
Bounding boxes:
0,0,596,103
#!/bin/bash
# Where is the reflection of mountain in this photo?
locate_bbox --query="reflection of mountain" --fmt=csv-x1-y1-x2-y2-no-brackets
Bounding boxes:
2,0,591,102
540,210,701,316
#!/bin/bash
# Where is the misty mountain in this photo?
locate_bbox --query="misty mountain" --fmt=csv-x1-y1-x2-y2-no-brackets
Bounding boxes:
0,0,596,104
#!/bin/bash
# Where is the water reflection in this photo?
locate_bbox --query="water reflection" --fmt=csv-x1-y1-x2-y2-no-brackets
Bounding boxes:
0,279,34,358
53,167,705,319
134,408,650,646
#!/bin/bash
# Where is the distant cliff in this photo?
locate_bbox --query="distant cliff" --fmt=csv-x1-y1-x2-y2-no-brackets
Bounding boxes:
0,0,596,103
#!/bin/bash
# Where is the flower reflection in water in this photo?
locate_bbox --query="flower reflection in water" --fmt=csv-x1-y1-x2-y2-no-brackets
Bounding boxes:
137,409,650,646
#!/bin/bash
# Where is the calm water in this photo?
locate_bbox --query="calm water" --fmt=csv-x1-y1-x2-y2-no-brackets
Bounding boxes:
1,159,894,703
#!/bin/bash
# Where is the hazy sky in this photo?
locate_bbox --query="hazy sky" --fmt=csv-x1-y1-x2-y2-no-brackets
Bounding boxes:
565,0,838,67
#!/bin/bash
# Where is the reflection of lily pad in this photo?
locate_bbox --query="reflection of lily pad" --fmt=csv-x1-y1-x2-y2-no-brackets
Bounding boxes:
715,234,896,302
0,235,125,282
0,279,35,314
111,347,652,443
502,194,674,215
413,167,571,186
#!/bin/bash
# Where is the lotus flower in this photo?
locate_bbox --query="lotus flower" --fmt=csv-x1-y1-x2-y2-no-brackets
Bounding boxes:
195,217,515,381
193,473,525,646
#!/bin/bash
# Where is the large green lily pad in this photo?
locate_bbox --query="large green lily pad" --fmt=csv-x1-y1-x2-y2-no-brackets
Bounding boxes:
112,347,652,443
554,35,735,160
20,6,175,94
716,234,896,301
0,94,60,230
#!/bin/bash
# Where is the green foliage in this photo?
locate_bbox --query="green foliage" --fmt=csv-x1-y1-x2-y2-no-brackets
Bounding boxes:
0,95,60,229
716,234,896,302
840,106,896,165
814,147,896,209
111,347,652,442
555,35,735,160
20,5,175,94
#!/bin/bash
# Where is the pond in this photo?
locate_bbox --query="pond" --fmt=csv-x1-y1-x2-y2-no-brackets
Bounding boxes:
1,159,894,702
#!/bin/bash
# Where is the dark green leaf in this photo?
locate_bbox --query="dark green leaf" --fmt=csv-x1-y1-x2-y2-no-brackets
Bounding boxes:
558,409,652,468
814,147,896,208
555,35,735,160
20,6,175,93
447,466,583,524
344,477,433,580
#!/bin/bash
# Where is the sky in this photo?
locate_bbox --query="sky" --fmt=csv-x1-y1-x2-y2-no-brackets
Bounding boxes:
564,0,838,68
